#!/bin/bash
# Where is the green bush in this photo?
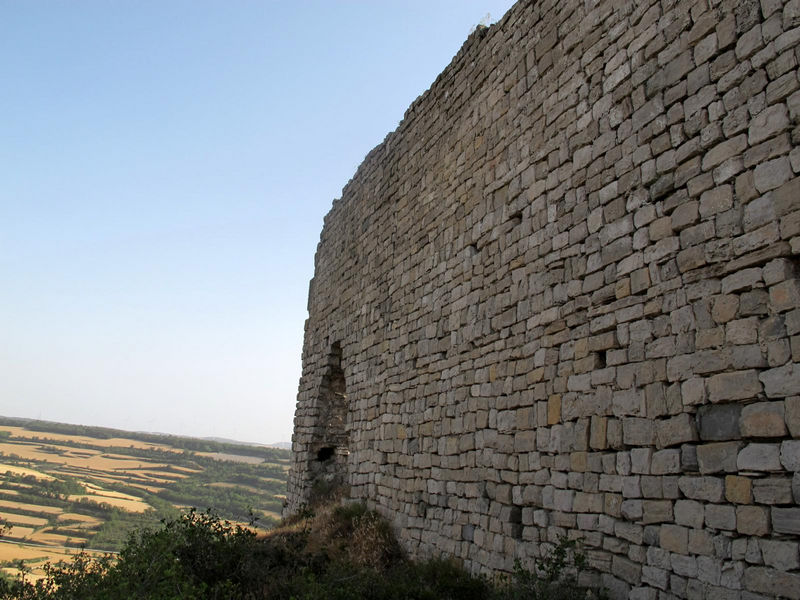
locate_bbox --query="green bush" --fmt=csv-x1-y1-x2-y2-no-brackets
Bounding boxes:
0,504,602,600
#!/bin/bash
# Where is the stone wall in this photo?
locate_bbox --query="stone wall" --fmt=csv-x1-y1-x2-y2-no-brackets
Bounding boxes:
286,0,800,597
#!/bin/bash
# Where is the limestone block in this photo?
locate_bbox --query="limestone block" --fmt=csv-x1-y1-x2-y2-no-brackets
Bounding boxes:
748,103,790,145
698,404,743,440
725,475,753,504
678,476,725,502
740,401,788,437
781,440,800,470
657,413,699,447
705,504,736,530
770,279,800,313
744,566,800,599
753,477,794,504
651,449,680,474
660,523,689,554
759,539,800,571
759,363,800,397
772,507,800,534
674,499,705,528
697,442,741,473
738,443,782,471
708,370,763,402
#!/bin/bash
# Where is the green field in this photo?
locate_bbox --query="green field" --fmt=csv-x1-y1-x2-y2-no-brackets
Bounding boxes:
0,416,289,581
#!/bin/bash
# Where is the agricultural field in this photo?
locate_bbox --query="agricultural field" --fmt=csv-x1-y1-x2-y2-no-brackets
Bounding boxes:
0,416,290,581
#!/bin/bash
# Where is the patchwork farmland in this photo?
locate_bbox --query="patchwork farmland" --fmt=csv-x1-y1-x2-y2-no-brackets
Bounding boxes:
0,417,289,581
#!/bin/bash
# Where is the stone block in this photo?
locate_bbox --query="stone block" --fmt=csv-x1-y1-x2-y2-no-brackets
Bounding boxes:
642,500,673,524
759,539,800,571
698,404,743,440
772,507,800,534
674,498,704,528
738,443,782,471
705,504,736,530
781,440,800,471
651,449,680,474
660,523,688,554
759,363,800,398
708,370,762,402
748,103,790,145
737,505,771,536
753,477,794,504
770,279,800,313
787,396,800,436
725,475,753,504
623,418,655,446
740,401,787,437
657,413,698,447
743,566,800,599
681,377,707,406
678,476,725,502
697,442,741,473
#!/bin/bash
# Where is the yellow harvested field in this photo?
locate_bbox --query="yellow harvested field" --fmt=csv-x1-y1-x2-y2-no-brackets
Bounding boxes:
209,482,264,495
57,513,103,527
68,494,150,513
0,426,177,453
197,452,264,464
0,511,49,527
0,463,54,480
125,483,165,494
170,465,202,474
28,531,86,546
5,525,35,539
0,500,62,515
0,543,61,562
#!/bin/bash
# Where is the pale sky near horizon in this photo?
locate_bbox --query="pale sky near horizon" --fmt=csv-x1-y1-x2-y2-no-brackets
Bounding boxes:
1,0,516,445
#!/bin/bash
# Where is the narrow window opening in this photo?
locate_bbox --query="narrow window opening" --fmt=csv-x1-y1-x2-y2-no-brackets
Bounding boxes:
597,350,607,368
316,446,335,462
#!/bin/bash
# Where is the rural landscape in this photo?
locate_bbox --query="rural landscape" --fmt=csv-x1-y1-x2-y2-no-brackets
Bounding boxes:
0,416,289,582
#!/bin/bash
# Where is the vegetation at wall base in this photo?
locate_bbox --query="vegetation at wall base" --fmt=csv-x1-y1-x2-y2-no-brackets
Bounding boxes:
0,502,603,599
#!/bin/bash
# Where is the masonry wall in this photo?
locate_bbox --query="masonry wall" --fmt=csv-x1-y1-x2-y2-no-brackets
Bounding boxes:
286,0,800,597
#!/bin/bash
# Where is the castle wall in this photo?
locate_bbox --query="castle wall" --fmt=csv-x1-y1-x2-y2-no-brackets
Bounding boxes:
287,0,800,597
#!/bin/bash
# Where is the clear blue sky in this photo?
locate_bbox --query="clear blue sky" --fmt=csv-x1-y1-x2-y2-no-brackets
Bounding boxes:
0,0,516,445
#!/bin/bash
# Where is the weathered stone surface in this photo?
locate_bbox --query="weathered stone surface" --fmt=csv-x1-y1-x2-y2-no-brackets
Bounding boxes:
738,443,782,471
772,507,800,534
760,539,800,571
753,477,794,504
698,404,743,441
287,1,800,596
678,476,725,502
657,413,698,447
744,566,800,599
781,440,800,471
759,363,800,398
697,442,741,473
738,505,771,536
725,475,753,504
740,401,788,437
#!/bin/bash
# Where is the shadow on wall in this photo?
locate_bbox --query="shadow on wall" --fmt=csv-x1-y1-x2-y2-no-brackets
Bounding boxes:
309,342,350,502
